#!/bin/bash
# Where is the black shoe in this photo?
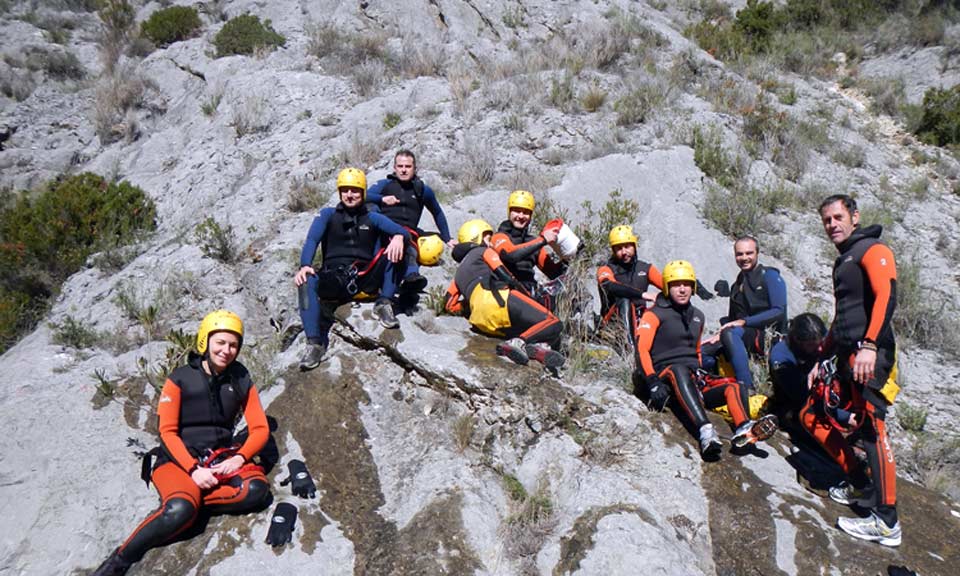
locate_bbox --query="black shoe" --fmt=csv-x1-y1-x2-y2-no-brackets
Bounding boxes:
92,548,132,576
374,300,400,329
399,273,428,294
299,343,327,371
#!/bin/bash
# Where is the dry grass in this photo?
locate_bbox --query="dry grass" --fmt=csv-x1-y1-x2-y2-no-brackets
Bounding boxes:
451,413,476,453
286,174,326,213
232,95,271,137
94,64,157,144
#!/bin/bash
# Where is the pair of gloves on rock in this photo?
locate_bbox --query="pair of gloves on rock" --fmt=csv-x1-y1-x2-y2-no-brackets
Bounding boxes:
265,460,316,547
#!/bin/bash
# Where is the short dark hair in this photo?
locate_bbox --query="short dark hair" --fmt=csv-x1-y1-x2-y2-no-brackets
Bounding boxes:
734,235,759,252
394,149,416,167
788,313,826,343
818,194,857,216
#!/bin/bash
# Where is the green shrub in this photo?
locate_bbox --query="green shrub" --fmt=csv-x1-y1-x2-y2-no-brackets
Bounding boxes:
382,111,401,130
897,403,928,433
50,315,101,349
913,85,960,147
574,189,640,261
0,173,156,352
702,181,795,238
140,5,202,47
734,0,782,53
692,125,744,189
194,217,237,262
613,83,664,126
214,14,285,58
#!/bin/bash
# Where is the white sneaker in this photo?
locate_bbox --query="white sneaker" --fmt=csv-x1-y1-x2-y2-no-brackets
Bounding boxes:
699,424,722,458
837,513,901,547
829,481,875,507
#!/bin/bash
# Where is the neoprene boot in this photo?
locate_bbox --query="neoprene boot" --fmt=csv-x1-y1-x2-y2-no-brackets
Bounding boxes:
91,548,132,576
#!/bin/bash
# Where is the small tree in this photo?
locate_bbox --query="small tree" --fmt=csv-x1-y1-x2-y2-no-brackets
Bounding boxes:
141,6,202,47
214,14,286,57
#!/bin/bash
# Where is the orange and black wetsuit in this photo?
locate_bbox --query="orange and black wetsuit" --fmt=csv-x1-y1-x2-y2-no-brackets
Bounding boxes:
445,242,561,347
597,257,663,362
490,221,566,296
801,224,898,526
637,294,750,430
116,353,270,563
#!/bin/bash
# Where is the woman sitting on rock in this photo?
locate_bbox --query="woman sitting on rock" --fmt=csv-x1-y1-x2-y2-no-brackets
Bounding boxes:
92,310,271,575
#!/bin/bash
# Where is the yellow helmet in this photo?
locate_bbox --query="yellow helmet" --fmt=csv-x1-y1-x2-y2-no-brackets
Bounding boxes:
507,190,535,213
417,235,445,266
197,309,244,354
458,219,493,244
336,168,367,197
662,260,696,287
608,225,638,247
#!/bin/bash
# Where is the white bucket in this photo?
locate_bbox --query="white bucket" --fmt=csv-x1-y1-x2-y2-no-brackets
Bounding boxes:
555,223,580,260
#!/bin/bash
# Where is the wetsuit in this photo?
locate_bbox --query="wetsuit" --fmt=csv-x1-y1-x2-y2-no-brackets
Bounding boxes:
637,295,751,430
367,174,452,288
596,257,663,365
803,224,898,527
702,263,787,389
116,353,270,563
490,221,566,301
298,202,410,345
445,242,561,347
769,339,816,428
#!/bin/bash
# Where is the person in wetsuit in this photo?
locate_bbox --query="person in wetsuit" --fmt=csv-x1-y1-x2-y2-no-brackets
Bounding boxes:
807,194,902,547
365,149,455,305
489,190,567,306
295,168,410,369
702,235,787,392
636,260,777,459
91,310,271,576
445,219,564,370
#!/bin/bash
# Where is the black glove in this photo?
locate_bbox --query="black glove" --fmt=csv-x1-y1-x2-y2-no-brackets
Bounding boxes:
280,459,316,499
713,280,730,298
695,280,714,301
646,376,670,411
265,502,297,547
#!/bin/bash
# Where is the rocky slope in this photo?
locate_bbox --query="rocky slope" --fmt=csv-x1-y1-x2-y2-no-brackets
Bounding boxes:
1,1,959,575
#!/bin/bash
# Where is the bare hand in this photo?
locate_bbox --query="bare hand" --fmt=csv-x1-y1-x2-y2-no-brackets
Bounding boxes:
386,235,405,263
191,467,219,490
702,333,720,346
852,348,877,384
295,265,316,287
641,291,657,302
542,228,559,244
209,454,245,478
382,195,400,206
719,319,745,331
446,239,458,248
847,412,859,428
806,364,818,390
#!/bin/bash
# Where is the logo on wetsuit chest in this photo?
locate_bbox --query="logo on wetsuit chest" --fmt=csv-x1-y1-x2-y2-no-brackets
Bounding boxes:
359,225,370,231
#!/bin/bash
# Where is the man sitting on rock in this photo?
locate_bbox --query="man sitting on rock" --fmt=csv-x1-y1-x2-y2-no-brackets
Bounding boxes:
595,225,662,384
365,149,455,309
490,189,568,307
636,260,777,458
294,168,410,370
445,219,564,370
702,235,787,391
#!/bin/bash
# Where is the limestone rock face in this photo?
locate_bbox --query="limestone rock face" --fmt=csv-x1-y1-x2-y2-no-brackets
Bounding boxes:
1,1,959,575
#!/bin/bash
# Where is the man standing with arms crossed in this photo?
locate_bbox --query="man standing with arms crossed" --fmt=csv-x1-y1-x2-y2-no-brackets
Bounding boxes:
812,194,901,547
